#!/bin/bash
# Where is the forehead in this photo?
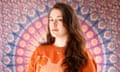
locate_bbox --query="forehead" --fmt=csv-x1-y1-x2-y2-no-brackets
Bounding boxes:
49,8,63,18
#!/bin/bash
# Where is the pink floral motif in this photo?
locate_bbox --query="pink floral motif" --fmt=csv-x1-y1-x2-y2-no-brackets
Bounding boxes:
1,0,119,72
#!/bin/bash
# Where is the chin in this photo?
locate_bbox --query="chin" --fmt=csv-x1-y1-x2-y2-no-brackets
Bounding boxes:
51,34,56,37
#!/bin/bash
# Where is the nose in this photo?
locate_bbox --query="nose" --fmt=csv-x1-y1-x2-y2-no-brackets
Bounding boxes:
53,19,57,27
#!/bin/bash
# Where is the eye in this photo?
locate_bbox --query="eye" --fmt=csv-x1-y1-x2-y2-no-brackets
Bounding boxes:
58,19,63,22
49,18,54,22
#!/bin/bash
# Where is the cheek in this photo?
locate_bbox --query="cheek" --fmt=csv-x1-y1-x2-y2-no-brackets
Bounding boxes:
60,26,67,32
49,23,53,30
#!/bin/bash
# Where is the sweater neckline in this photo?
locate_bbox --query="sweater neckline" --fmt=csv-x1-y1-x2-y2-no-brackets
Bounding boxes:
52,44,66,48
52,44,65,54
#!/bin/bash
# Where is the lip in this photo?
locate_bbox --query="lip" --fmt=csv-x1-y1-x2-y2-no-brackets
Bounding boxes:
52,29,58,31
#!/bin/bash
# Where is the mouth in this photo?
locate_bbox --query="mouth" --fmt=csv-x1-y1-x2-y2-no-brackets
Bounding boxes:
52,29,58,31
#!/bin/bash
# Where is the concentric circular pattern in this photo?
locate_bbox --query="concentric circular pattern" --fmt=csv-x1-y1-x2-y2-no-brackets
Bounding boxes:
1,1,119,72
15,17,47,72
81,23,104,72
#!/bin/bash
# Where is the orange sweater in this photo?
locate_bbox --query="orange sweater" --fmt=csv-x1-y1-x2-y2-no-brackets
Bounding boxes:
26,45,97,72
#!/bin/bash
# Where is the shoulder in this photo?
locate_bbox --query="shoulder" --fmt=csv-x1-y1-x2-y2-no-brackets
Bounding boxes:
83,48,93,60
36,44,53,50
34,44,53,54
82,48,97,72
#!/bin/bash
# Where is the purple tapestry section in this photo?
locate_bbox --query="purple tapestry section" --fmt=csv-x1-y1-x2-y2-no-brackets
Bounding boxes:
0,0,119,72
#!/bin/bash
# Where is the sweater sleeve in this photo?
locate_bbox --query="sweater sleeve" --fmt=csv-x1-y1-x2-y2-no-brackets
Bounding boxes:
81,49,97,72
26,48,39,72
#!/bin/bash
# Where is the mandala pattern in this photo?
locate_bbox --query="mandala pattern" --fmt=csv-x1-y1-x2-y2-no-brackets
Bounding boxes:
0,0,119,72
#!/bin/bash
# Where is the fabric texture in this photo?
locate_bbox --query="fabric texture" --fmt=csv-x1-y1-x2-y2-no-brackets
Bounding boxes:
26,45,97,72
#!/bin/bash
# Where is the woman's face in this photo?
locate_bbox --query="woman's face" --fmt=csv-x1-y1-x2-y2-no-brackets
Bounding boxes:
49,9,68,38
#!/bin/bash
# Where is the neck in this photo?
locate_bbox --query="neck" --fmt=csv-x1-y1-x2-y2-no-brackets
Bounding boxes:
54,36,68,47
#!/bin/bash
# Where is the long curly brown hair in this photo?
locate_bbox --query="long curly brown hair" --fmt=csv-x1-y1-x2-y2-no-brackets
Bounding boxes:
42,3,88,72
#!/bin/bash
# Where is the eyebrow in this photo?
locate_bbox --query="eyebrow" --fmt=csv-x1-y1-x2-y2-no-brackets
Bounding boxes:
49,16,63,18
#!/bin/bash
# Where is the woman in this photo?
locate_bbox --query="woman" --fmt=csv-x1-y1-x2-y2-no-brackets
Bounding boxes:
27,3,97,72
